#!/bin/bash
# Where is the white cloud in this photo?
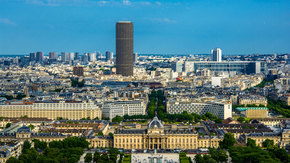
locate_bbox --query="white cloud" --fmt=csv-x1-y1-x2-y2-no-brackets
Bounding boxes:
138,1,151,6
25,0,59,6
123,0,131,5
0,18,16,26
24,0,162,7
155,1,161,5
147,18,176,23
97,1,108,5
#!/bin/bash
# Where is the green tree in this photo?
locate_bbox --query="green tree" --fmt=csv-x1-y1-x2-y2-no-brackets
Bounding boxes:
209,148,228,163
108,148,119,163
262,139,274,149
22,140,31,152
237,117,245,123
195,154,204,163
219,133,236,149
100,153,109,162
246,138,256,148
205,158,217,163
6,157,21,163
97,131,104,136
84,153,93,163
19,148,38,163
204,112,214,120
5,123,11,128
32,139,47,151
28,124,35,130
268,147,290,163
16,94,26,100
112,115,123,123
229,146,280,163
93,151,101,163
109,132,114,138
49,140,63,148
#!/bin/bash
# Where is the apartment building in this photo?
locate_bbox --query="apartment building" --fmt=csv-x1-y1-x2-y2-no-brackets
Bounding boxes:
102,100,147,120
0,101,101,120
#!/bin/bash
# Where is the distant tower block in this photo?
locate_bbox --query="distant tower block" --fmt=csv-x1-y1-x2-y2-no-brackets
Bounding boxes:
116,21,134,76
212,48,222,62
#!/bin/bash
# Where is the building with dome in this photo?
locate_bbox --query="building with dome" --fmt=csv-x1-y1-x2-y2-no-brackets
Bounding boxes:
112,116,222,150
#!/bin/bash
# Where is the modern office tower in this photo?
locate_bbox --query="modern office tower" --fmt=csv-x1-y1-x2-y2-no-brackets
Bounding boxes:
133,52,138,63
29,53,36,61
116,21,134,76
69,52,75,61
212,48,222,62
49,52,58,60
97,51,102,60
35,52,44,62
82,53,89,63
74,52,80,60
89,53,96,62
73,66,84,76
172,62,183,72
106,51,114,61
61,52,69,62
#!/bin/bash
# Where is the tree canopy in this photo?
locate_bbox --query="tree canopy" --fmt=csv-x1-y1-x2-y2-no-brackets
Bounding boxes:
112,115,123,123
8,137,89,163
219,133,236,149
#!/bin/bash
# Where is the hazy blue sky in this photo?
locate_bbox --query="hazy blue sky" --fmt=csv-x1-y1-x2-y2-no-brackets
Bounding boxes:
0,0,289,54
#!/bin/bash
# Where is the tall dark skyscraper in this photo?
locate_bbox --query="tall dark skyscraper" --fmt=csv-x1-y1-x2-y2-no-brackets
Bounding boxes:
29,53,36,61
36,52,44,62
106,51,113,62
116,21,133,76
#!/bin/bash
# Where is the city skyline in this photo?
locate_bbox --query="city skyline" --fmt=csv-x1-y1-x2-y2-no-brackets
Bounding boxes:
0,0,290,54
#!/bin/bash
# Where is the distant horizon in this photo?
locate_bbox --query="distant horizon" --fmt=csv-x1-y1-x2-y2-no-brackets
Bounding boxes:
1,0,290,54
0,52,287,57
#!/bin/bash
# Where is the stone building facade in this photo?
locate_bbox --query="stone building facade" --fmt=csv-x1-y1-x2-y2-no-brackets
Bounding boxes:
113,116,222,150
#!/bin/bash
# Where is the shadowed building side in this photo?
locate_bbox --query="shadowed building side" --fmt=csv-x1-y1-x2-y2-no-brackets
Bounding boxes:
116,21,134,76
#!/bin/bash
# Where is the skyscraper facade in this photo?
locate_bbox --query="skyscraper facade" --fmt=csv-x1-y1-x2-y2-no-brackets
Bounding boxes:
106,51,114,61
212,48,222,62
74,52,80,60
36,52,44,62
49,52,58,60
97,51,102,60
133,53,138,64
29,53,36,61
69,52,75,61
61,52,69,62
116,21,134,76
89,53,96,62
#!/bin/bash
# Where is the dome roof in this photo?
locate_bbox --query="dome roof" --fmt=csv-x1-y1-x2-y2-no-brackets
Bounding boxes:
148,116,164,129
17,125,31,133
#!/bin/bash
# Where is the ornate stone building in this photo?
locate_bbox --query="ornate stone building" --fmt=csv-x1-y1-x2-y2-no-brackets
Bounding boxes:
113,116,221,150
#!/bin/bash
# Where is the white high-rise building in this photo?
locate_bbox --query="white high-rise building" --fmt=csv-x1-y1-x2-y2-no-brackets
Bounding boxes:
89,53,96,62
212,48,222,62
69,52,75,61
61,52,69,62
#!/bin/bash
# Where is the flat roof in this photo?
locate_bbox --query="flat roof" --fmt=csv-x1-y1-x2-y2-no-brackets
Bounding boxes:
236,107,268,111
117,21,132,23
